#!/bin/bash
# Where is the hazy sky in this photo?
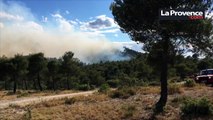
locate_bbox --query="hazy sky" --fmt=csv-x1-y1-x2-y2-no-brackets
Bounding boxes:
0,0,135,42
0,0,142,62
12,0,130,42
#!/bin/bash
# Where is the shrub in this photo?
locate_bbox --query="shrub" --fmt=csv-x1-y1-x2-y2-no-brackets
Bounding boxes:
181,98,213,117
110,87,136,99
171,96,189,104
98,84,110,93
64,97,76,105
168,83,182,95
184,79,196,87
78,84,90,91
148,81,160,86
120,77,138,86
107,79,120,88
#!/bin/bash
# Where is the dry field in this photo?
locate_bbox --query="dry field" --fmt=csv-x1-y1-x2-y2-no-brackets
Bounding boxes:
0,85,212,120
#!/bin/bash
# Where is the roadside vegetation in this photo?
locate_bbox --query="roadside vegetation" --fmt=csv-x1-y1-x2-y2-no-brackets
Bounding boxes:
0,49,212,94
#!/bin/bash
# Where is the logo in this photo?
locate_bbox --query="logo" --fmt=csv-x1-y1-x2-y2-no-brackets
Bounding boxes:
159,9,205,20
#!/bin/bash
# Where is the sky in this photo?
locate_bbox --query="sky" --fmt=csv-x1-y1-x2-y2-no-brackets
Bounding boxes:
14,0,130,42
1,0,211,62
0,0,142,63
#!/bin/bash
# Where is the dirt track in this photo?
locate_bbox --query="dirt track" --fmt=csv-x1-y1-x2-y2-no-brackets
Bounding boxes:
0,90,95,109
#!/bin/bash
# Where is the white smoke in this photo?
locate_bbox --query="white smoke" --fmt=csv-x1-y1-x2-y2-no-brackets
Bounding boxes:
0,0,139,63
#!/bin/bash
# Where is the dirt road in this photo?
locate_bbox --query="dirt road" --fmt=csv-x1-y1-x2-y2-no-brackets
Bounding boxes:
0,90,96,109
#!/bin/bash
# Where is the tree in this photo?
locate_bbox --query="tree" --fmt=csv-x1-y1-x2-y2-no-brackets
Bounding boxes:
111,0,213,112
5,55,28,93
197,57,213,70
61,51,75,90
28,53,47,91
47,59,59,91
13,55,28,93
0,56,9,90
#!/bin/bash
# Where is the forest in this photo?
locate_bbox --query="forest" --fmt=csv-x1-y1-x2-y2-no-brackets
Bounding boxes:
0,47,213,93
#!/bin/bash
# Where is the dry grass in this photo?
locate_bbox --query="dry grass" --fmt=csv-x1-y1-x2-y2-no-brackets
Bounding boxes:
0,85,213,120
168,83,183,95
137,86,160,95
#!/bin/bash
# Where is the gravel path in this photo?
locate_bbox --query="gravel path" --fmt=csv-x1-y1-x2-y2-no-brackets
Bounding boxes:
0,90,96,109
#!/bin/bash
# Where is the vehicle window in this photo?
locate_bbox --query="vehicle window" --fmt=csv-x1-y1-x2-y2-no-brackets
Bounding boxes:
201,70,207,75
201,70,213,75
207,70,213,74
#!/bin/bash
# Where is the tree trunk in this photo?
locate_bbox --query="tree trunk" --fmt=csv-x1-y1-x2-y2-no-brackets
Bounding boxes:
37,72,43,91
33,78,37,90
155,35,169,113
13,75,17,93
52,75,56,91
24,79,28,90
4,78,7,90
22,79,24,90
66,75,70,90
47,76,51,90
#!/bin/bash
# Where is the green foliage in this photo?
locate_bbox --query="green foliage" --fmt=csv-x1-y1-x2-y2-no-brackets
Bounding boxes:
110,87,136,99
197,57,213,70
120,76,138,87
98,84,110,93
175,64,190,80
147,81,160,86
111,0,213,54
77,84,90,91
47,60,59,75
88,70,105,86
184,79,196,87
111,0,213,113
0,50,212,92
28,53,47,91
28,53,46,74
181,98,213,117
107,79,120,88
61,51,74,74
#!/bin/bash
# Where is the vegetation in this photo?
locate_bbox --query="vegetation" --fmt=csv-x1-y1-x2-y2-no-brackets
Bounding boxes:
110,0,213,112
98,84,110,93
184,79,196,87
110,87,136,99
181,98,213,117
168,83,182,95
1,85,212,120
0,49,213,93
0,0,212,119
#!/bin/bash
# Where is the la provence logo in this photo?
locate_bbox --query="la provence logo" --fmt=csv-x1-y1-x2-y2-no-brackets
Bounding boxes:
159,9,205,20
